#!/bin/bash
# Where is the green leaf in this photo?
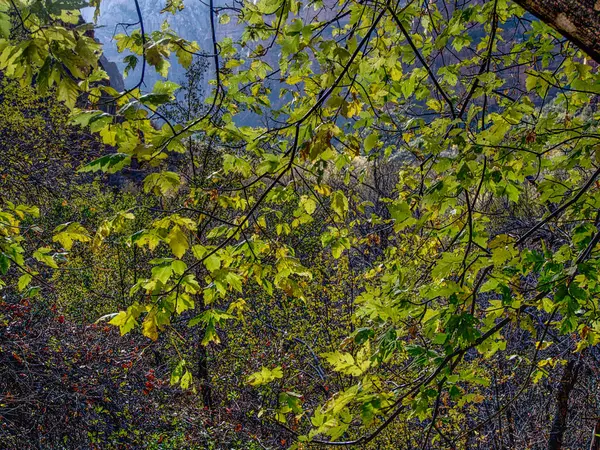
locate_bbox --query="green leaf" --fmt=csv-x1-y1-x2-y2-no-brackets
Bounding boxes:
364,133,378,153
56,77,79,108
180,370,193,389
78,153,130,174
33,247,59,269
204,253,221,272
143,172,181,197
247,366,284,386
53,222,91,251
525,74,537,92
433,333,447,345
0,253,9,275
300,195,317,214
152,263,173,285
109,310,137,335
170,360,186,385
0,11,11,39
172,259,187,275
322,349,370,376
331,191,349,219
17,273,32,291
153,80,180,96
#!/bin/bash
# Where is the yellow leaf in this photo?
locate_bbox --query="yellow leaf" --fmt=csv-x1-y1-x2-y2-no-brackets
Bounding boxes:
142,310,159,341
167,226,188,258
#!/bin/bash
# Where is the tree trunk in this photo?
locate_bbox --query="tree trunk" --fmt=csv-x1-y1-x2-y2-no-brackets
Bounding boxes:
197,342,213,408
547,359,580,450
512,0,600,64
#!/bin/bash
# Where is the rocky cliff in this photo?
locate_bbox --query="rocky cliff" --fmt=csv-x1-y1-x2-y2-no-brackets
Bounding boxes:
82,0,239,89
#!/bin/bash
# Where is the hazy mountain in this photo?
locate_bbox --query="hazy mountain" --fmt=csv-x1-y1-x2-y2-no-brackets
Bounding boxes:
82,0,239,89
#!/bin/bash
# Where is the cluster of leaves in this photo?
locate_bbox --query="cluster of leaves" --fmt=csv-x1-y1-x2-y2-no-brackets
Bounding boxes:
1,0,600,448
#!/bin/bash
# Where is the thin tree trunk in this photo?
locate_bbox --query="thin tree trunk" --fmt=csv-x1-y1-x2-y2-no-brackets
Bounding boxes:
505,401,516,449
196,291,213,409
512,0,600,64
547,359,580,450
197,342,212,408
589,418,600,450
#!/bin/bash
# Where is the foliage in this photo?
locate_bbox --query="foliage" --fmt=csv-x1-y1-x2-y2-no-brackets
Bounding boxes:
1,0,600,448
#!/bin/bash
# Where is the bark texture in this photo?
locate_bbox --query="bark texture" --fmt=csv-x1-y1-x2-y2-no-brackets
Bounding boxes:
547,359,580,450
513,0,600,63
